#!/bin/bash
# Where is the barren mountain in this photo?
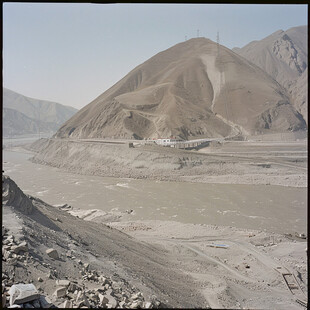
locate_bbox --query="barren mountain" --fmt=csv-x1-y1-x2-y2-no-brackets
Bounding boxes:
3,108,58,136
3,88,78,137
55,37,305,140
233,25,308,124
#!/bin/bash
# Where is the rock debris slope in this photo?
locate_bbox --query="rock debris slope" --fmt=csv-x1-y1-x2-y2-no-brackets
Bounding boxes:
2,175,207,308
233,25,308,124
3,88,78,137
55,37,306,140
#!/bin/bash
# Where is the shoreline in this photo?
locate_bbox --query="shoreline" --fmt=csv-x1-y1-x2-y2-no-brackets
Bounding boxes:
26,138,307,188
3,147,307,236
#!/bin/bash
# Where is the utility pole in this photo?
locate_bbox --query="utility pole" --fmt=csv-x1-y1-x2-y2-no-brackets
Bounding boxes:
185,35,187,41
197,29,199,37
217,31,220,55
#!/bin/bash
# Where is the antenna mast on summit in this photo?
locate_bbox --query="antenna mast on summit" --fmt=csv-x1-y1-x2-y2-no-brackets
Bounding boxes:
197,29,199,37
217,31,220,55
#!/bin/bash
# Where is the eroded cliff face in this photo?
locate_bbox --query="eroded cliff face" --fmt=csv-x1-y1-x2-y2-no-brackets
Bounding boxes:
233,26,308,124
55,37,305,141
2,175,34,215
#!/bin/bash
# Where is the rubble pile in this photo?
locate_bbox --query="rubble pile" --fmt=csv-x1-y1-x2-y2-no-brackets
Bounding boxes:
2,221,161,308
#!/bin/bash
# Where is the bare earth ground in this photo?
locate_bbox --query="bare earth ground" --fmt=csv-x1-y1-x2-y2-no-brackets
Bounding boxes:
110,219,308,309
28,137,307,188
2,193,207,308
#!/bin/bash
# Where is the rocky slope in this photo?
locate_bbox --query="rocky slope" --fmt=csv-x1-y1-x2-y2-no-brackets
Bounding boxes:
2,175,207,308
3,88,78,137
55,38,305,140
233,25,308,124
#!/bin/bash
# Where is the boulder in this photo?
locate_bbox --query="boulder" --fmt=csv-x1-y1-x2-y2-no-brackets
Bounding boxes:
53,287,67,298
105,294,118,308
8,284,39,306
130,300,143,308
68,282,81,292
3,249,12,260
2,294,6,307
8,256,18,265
63,300,73,308
46,248,59,260
76,292,90,308
32,300,41,308
39,295,53,308
144,301,152,309
11,241,28,254
56,280,70,287
98,293,109,306
76,291,83,302
98,275,107,285
131,292,142,300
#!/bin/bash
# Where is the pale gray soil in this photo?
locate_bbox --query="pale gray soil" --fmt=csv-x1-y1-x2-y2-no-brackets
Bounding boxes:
2,187,208,308
28,137,307,188
109,220,308,309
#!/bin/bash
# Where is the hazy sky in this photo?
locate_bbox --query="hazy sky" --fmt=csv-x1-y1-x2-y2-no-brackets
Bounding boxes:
3,3,308,109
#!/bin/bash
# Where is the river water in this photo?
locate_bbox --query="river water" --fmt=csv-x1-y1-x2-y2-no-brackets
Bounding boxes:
2,148,307,235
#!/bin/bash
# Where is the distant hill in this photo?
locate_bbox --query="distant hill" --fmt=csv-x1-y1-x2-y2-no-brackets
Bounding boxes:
3,88,78,137
55,37,306,140
233,25,308,124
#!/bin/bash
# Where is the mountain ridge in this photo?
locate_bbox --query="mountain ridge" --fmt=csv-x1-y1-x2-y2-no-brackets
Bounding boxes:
3,88,78,137
55,36,306,140
233,25,307,124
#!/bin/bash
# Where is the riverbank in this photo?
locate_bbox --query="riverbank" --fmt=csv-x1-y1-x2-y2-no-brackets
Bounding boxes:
28,138,307,188
3,148,307,235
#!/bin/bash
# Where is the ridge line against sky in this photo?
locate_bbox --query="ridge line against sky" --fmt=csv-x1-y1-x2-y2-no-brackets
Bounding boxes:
3,3,308,109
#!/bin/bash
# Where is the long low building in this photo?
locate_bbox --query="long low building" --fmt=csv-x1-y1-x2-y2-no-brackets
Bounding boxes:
154,137,226,149
155,138,183,146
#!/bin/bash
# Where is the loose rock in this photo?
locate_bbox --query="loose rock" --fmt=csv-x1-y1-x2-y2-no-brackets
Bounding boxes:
53,287,67,298
8,283,39,306
45,248,59,260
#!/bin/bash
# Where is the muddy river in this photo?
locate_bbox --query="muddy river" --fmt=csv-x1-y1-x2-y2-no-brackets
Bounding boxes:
2,148,307,235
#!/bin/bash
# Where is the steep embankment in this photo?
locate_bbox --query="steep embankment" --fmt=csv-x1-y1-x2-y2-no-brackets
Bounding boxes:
55,37,305,140
233,25,308,124
2,175,207,308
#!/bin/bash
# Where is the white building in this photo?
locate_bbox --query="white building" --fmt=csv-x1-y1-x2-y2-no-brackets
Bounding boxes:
155,138,182,146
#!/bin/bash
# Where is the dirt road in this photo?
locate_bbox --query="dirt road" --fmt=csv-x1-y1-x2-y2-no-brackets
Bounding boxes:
110,220,308,309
